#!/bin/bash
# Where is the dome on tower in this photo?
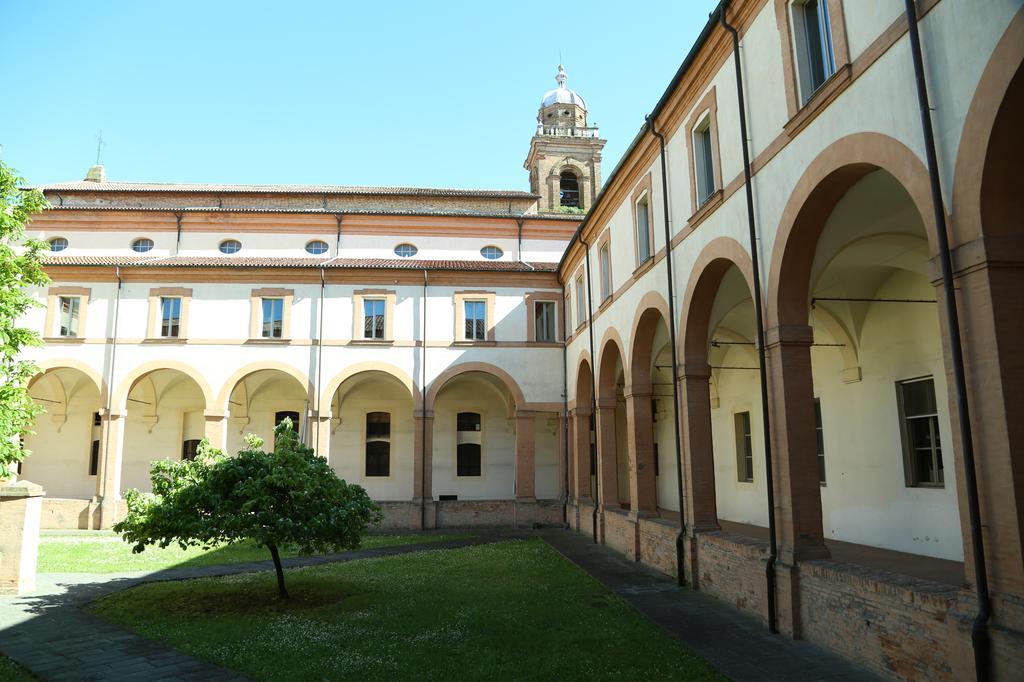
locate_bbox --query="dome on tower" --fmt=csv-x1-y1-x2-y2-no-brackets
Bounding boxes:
541,65,587,110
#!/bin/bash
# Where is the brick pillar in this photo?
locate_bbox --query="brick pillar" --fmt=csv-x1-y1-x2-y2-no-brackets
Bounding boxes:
678,363,720,586
571,407,593,501
764,324,829,638
678,363,720,531
413,411,435,529
624,384,657,515
96,409,125,529
203,410,226,451
595,398,620,511
515,412,536,501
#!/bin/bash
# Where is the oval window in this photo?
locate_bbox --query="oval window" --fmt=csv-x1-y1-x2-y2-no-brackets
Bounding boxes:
305,240,329,255
48,237,68,252
394,243,418,258
480,245,503,260
131,237,154,253
219,239,242,254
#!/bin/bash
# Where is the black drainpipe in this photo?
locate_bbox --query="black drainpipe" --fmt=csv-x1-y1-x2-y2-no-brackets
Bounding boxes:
647,115,688,588
420,269,429,530
174,213,183,255
903,2,989,677
335,214,344,254
582,239,600,542
560,292,570,527
721,1,778,633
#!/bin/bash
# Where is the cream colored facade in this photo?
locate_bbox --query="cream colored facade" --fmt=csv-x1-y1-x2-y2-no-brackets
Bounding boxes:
17,0,1024,676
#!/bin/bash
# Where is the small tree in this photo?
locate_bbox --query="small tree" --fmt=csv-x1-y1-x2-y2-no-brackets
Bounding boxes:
0,159,50,481
114,420,383,598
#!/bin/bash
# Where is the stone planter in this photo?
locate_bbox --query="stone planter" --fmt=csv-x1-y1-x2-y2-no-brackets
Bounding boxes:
0,480,45,595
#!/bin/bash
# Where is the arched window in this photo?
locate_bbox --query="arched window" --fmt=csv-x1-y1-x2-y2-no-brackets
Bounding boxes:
559,170,580,208
365,412,391,477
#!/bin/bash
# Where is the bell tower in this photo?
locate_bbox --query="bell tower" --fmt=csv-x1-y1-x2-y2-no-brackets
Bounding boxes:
524,65,606,213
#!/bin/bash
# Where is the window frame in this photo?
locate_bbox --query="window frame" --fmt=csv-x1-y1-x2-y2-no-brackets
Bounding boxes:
814,397,826,486
394,243,418,258
248,288,294,341
525,292,562,344
48,236,68,252
453,291,495,343
456,411,483,478
574,272,586,330
775,0,850,122
734,411,754,483
480,245,504,260
631,173,655,269
896,376,945,489
351,289,396,342
45,286,90,340
790,0,837,105
147,287,192,341
219,239,242,254
683,87,723,219
364,411,392,477
131,237,155,253
305,239,329,255
596,233,612,303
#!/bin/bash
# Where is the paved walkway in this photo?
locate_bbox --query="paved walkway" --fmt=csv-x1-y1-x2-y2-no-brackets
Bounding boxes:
0,536,504,681
540,529,880,681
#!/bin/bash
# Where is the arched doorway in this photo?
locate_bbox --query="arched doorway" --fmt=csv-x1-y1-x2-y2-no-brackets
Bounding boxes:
224,368,310,455
596,337,628,512
24,367,103,499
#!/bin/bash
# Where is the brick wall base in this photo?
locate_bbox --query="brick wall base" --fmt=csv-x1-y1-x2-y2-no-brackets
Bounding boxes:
638,517,680,577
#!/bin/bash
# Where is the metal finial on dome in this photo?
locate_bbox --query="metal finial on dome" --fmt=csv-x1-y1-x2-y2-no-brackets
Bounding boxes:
555,64,567,89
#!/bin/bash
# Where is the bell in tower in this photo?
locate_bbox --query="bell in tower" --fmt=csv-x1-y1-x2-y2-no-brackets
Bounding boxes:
524,65,606,213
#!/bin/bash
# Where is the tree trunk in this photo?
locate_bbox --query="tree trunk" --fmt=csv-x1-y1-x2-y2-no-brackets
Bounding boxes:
267,543,289,599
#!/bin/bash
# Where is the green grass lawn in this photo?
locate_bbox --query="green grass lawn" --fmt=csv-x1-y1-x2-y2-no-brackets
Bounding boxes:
0,655,35,681
38,532,464,573
90,539,723,680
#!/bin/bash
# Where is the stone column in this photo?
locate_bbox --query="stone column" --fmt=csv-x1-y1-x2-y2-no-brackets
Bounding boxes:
97,409,126,529
203,409,227,451
595,397,620,511
624,384,658,515
0,480,45,595
413,411,435,529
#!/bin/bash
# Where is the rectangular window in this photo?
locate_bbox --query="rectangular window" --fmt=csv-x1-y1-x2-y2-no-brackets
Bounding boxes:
182,439,201,461
365,412,391,477
792,0,836,103
897,377,944,487
814,398,826,485
363,299,386,340
274,410,300,447
457,411,482,477
160,297,181,338
464,300,486,341
693,118,716,207
636,196,651,263
575,275,586,327
735,411,753,482
59,296,80,337
261,298,284,339
599,245,611,301
535,301,556,342
89,440,99,475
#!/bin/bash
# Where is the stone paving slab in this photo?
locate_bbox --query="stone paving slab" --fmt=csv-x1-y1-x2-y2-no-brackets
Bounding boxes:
538,529,882,682
0,535,512,681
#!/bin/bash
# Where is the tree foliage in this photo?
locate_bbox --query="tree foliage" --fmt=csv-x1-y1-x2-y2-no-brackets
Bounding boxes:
0,159,50,480
114,420,383,597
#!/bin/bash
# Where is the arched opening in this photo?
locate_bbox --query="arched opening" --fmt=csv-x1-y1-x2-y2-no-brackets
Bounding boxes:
121,369,207,493
629,305,679,516
560,170,580,208
597,339,628,511
430,370,519,502
782,168,963,566
327,370,415,500
24,367,103,500
572,358,595,510
226,369,309,456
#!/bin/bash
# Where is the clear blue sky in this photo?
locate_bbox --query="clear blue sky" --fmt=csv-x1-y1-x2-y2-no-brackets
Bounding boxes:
3,1,717,190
